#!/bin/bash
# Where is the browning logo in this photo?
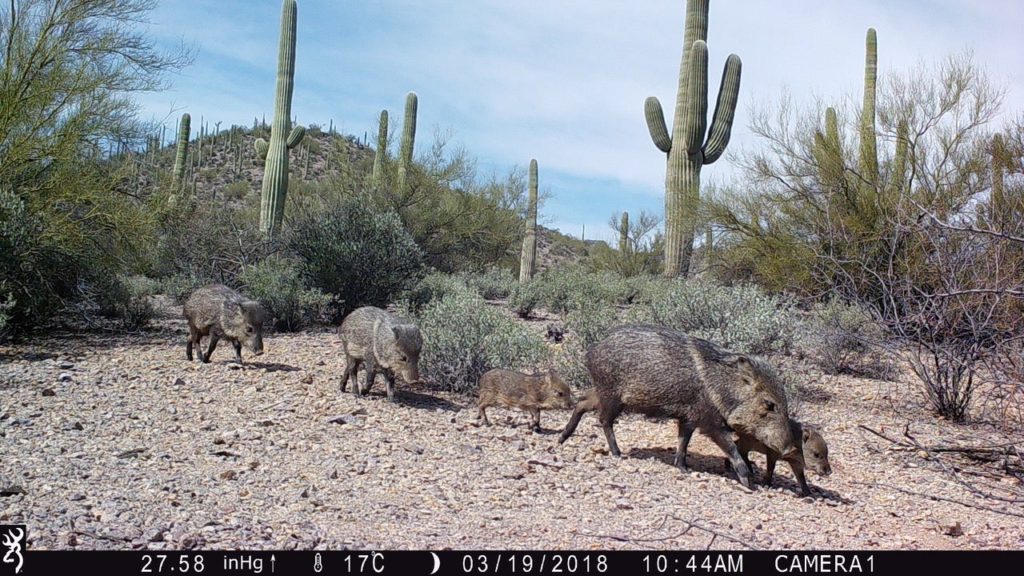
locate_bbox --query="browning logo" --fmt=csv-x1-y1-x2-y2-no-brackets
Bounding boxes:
0,526,24,575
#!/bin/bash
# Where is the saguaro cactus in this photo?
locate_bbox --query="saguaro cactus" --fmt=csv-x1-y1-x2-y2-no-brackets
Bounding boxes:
619,212,630,253
645,0,741,278
814,107,845,193
859,28,878,193
259,0,306,237
519,159,539,284
371,109,389,190
172,113,190,190
891,119,909,196
396,92,417,196
990,133,1006,230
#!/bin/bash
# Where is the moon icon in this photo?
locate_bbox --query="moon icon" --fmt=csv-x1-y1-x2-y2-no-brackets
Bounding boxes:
429,552,441,575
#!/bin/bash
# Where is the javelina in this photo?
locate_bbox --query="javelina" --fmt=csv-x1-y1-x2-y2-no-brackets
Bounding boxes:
477,369,573,432
734,420,831,496
339,306,422,402
558,324,798,490
183,284,265,363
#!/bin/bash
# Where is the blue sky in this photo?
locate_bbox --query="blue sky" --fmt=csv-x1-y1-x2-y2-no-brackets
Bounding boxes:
137,0,1024,244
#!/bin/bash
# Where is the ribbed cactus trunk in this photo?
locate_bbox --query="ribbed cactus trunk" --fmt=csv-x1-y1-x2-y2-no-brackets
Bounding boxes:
859,28,878,195
619,212,630,253
645,0,741,278
371,109,389,191
519,159,539,284
259,0,305,237
891,120,909,196
172,113,190,190
396,92,418,196
814,107,845,195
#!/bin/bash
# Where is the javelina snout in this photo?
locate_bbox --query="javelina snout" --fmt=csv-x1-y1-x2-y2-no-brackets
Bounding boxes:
478,369,572,432
183,284,266,364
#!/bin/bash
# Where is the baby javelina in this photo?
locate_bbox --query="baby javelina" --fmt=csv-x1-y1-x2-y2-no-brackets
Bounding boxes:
733,420,831,496
477,369,573,432
183,284,265,364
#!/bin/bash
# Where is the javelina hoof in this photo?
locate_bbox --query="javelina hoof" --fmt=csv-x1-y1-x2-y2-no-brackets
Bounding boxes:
674,455,688,471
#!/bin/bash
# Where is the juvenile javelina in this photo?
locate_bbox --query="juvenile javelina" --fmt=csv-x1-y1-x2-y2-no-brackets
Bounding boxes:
734,420,831,496
559,324,797,489
477,369,573,431
339,306,422,402
183,284,265,363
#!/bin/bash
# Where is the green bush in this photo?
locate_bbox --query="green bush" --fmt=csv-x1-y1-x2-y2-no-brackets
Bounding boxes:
399,272,474,314
85,274,159,330
240,256,331,331
508,281,543,318
289,195,425,319
556,301,620,388
628,278,795,354
418,290,548,394
159,273,208,304
460,266,516,300
0,190,77,339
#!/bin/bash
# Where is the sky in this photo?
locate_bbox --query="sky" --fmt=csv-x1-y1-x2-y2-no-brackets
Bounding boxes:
136,0,1024,244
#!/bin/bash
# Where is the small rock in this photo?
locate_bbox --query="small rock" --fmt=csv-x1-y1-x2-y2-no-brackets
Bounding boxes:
219,470,237,481
65,532,78,546
301,374,314,384
917,450,929,459
300,487,309,498
944,522,964,537
329,469,338,480
0,484,26,497
59,361,74,369
227,363,243,370
41,388,56,397
58,373,72,382
513,441,526,451
173,377,187,386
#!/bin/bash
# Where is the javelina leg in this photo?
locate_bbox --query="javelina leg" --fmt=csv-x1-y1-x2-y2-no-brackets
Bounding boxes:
232,341,243,364
478,403,491,425
384,372,396,403
530,408,542,433
186,328,198,361
558,396,597,444
674,420,696,470
790,461,811,497
708,432,754,490
764,453,778,486
342,357,359,393
361,358,375,396
203,334,220,363
598,403,624,457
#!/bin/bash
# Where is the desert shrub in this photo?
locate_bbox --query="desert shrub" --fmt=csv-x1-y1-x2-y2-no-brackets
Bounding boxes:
795,299,891,377
628,278,795,354
418,290,548,394
289,195,425,319
556,301,620,388
508,281,543,318
222,181,250,200
240,256,331,331
83,274,159,330
398,272,473,314
159,273,208,304
0,190,78,339
460,266,516,300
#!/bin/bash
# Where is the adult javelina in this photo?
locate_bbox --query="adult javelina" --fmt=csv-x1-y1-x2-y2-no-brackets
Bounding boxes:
339,306,422,402
477,369,573,432
734,420,831,496
559,324,797,490
183,284,265,363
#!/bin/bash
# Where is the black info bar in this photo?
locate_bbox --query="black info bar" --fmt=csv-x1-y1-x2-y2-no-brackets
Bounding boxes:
8,550,1020,576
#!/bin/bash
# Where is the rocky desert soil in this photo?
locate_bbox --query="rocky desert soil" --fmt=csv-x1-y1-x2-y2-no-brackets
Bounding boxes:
2,306,1023,551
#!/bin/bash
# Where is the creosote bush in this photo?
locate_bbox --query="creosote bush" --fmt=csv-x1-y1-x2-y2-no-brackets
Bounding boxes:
240,256,331,332
417,290,548,394
628,278,795,354
795,299,891,377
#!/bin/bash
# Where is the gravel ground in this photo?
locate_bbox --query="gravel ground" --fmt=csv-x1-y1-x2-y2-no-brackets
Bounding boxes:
2,309,1023,551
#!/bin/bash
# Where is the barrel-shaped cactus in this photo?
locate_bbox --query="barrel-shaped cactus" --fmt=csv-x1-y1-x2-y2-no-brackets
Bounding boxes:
519,159,539,284
259,0,305,237
645,0,741,278
372,109,389,190
172,113,190,190
396,92,418,196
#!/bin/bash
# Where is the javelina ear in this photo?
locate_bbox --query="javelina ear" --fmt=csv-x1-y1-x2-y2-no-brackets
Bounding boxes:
392,326,403,339
721,354,751,368
802,427,812,441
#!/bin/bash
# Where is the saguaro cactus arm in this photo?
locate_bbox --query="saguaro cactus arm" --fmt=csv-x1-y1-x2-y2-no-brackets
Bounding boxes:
678,40,709,155
287,125,305,149
702,53,742,164
859,27,878,185
519,158,539,284
172,113,191,188
254,138,269,160
645,97,672,153
396,92,418,195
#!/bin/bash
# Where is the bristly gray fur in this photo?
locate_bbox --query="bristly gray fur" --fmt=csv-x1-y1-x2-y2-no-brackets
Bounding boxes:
339,306,422,402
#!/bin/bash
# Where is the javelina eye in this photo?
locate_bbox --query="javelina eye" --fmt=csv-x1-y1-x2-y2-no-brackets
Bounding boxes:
764,400,775,412
246,327,253,334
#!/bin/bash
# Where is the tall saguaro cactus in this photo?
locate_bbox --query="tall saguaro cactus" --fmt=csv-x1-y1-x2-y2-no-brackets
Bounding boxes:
814,107,845,193
258,0,306,237
172,113,190,190
990,133,1006,230
859,28,878,194
619,212,630,254
371,109,389,190
645,0,741,278
396,92,418,196
519,159,539,284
